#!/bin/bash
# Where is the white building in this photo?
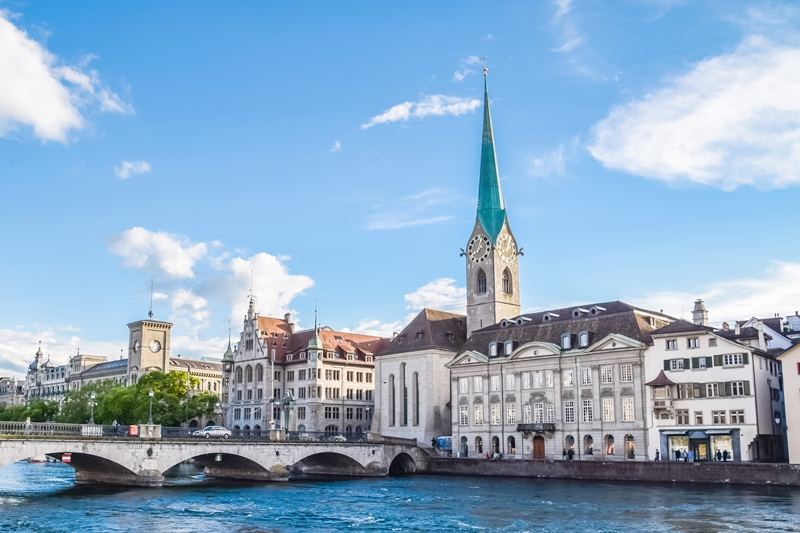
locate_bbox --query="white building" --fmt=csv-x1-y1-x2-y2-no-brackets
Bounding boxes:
645,315,785,462
778,343,800,463
373,309,467,445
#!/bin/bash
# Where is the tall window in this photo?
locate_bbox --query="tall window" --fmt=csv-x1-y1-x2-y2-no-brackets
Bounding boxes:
622,397,634,421
706,383,719,397
522,372,531,389
255,364,263,382
731,381,745,396
601,366,613,384
523,404,532,423
506,404,516,424
563,370,574,387
620,365,633,382
298,406,306,420
490,404,500,425
545,371,553,388
582,400,593,422
236,367,243,384
602,398,614,422
477,269,487,295
473,376,483,392
459,378,469,393
245,365,253,383
413,372,420,426
389,374,396,426
459,406,469,426
546,404,555,423
564,401,575,423
490,376,500,391
474,405,484,425
534,403,544,423
502,269,512,294
505,374,515,391
533,371,543,388
676,409,689,425
580,367,592,386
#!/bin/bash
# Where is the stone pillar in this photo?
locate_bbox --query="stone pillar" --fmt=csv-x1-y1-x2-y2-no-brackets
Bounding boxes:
139,425,162,439
270,428,286,441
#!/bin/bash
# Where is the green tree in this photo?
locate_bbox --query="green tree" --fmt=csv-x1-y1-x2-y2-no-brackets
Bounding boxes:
0,400,59,422
58,380,122,424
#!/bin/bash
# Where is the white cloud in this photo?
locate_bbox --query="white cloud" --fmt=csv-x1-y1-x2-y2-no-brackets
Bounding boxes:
588,37,800,190
463,55,483,65
526,137,579,178
345,318,406,338
452,69,474,82
331,140,341,153
551,0,583,53
105,227,208,279
404,278,466,314
361,95,481,129
365,187,456,230
452,56,483,83
114,160,150,179
629,260,800,326
0,11,132,143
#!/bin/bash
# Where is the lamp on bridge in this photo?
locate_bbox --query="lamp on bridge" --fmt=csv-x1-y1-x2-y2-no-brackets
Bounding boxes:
148,390,155,425
365,406,371,431
89,392,96,425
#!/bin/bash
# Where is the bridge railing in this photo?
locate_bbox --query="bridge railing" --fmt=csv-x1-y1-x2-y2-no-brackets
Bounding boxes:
0,422,136,438
287,431,367,443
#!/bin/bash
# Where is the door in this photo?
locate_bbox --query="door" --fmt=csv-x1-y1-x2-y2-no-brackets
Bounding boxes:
533,436,546,460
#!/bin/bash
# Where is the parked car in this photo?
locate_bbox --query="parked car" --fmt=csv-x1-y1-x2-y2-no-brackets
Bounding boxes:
328,435,347,442
192,426,231,439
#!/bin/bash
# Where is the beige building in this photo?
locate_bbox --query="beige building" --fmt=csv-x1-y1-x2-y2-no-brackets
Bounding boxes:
0,377,24,407
777,342,800,463
374,309,466,444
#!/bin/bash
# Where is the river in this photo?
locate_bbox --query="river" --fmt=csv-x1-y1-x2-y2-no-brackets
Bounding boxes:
2,461,800,532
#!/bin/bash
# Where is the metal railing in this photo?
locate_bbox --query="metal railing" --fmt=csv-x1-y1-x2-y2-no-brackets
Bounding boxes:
287,431,367,443
0,421,136,438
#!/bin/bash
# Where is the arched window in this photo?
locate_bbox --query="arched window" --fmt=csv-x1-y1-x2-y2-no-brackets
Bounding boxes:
605,434,615,455
236,367,243,384
298,424,306,432
477,269,487,295
256,364,263,382
475,436,483,454
413,372,420,426
507,436,516,454
565,434,575,452
346,425,353,434
324,425,338,436
245,365,253,383
491,436,500,454
389,374,396,426
625,435,635,460
400,363,408,426
502,268,512,294
355,426,363,435
584,435,594,455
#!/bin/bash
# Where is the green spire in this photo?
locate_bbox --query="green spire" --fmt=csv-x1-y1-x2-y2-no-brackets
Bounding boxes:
308,306,322,350
476,73,506,243
222,325,234,361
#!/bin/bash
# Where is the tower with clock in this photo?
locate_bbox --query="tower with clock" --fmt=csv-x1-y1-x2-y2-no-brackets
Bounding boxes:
126,315,173,385
464,70,521,336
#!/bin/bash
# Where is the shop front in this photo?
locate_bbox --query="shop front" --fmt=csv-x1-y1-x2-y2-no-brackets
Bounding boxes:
661,429,741,461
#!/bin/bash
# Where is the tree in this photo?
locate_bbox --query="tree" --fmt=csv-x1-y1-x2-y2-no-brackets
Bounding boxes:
58,380,122,424
0,399,59,422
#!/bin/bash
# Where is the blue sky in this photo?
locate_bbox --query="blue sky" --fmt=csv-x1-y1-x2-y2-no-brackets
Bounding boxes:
2,0,800,376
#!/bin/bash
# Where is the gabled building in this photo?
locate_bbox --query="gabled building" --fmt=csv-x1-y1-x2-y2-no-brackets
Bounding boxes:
222,299,389,435
645,316,785,462
374,309,467,444
777,342,800,463
447,301,673,460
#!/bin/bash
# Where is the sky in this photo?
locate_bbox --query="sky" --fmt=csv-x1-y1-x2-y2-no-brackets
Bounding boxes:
2,0,800,377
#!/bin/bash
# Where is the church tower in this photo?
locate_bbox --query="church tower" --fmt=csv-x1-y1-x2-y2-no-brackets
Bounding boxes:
465,70,521,336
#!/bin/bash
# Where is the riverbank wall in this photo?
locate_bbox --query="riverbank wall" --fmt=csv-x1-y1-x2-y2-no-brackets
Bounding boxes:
423,457,800,486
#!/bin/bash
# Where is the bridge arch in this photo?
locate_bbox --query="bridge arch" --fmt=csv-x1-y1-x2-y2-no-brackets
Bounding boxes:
388,452,416,474
291,451,384,477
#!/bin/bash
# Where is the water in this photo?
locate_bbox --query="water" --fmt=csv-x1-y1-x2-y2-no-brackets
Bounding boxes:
2,462,800,532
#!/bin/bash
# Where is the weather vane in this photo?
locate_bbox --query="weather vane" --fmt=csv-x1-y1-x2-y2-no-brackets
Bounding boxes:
483,56,487,76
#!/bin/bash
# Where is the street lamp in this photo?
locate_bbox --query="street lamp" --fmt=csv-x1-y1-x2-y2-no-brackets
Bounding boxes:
365,406,372,431
148,389,155,425
89,392,96,425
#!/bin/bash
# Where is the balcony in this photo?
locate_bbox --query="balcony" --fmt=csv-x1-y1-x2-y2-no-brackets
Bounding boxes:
516,423,556,433
652,399,673,409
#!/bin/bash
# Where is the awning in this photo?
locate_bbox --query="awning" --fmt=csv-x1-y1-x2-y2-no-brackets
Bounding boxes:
689,431,707,439
661,430,687,436
705,429,732,435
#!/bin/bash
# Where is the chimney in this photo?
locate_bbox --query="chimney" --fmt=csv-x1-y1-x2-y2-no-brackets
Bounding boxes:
393,332,399,338
284,312,295,333
756,319,766,350
692,299,709,327
734,322,741,335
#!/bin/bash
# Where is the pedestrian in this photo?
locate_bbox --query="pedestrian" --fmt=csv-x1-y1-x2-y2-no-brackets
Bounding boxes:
675,449,681,461
655,450,660,462
722,450,729,462
689,450,695,462
431,437,436,449
568,448,575,461
716,450,722,462
24,417,32,435
683,450,688,462
112,420,119,436
562,448,567,460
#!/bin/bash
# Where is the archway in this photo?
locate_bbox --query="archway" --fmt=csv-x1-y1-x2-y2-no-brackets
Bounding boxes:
389,453,416,475
565,435,575,452
605,434,615,456
292,452,372,478
475,436,483,454
491,436,500,454
507,436,516,455
460,436,468,457
188,420,199,429
625,435,635,460
584,435,594,456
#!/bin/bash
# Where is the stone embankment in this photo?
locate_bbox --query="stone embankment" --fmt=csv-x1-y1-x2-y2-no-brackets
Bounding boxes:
424,457,800,487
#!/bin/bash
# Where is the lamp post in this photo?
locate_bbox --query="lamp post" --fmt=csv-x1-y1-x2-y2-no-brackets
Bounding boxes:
89,392,96,425
365,406,372,431
148,389,155,425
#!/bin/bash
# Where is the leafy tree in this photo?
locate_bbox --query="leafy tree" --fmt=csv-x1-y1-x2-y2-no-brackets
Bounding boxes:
58,380,122,424
0,400,59,422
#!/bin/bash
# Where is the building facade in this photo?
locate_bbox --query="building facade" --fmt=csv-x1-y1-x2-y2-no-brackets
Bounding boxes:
374,309,467,444
777,343,800,464
0,377,24,407
646,315,786,462
222,300,388,435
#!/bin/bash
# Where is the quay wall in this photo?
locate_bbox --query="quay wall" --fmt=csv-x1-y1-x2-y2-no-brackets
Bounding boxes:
423,457,800,487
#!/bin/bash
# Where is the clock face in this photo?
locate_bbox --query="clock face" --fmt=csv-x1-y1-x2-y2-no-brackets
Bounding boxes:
495,233,517,263
132,340,140,353
149,340,162,353
468,234,491,263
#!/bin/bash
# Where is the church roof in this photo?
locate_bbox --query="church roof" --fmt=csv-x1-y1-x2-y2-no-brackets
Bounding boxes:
379,309,467,356
646,370,675,387
81,359,128,376
476,74,506,244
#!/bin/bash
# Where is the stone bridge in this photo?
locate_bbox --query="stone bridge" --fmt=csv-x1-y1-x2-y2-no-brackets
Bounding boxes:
0,436,427,487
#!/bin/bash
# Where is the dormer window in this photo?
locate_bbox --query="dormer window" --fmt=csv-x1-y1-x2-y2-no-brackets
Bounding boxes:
504,340,514,355
561,333,572,350
572,308,589,318
489,342,498,357
543,312,560,322
578,331,590,348
589,306,606,315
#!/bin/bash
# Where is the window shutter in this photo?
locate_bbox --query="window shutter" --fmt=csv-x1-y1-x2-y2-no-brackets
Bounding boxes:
692,358,699,369
714,354,723,367
724,382,732,396
664,360,670,371
706,356,713,368
742,353,749,365
683,359,690,370
744,381,750,396
694,383,702,397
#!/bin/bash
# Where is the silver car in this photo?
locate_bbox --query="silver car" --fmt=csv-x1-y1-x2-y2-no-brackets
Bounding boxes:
192,425,231,439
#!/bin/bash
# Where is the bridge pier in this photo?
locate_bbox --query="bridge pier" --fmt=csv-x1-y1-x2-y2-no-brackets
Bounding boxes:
75,469,164,488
